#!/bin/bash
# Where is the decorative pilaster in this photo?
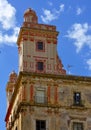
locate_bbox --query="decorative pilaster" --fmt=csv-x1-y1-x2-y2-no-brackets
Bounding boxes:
54,85,58,104
47,85,51,104
22,82,27,101
30,84,34,102
23,86,26,101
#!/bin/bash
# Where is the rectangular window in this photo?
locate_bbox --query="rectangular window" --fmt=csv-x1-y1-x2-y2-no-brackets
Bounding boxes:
74,92,81,105
37,62,44,71
35,90,46,103
36,120,46,130
15,127,18,130
73,122,83,130
37,42,43,50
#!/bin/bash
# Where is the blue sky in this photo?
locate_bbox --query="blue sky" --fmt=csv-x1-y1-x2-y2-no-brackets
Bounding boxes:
0,0,91,129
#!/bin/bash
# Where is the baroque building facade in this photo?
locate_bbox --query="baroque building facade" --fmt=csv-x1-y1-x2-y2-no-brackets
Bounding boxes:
5,8,91,130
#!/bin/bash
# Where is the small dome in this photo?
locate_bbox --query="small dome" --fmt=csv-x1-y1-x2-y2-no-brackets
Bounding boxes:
9,71,17,83
9,71,17,77
24,8,36,16
23,8,38,23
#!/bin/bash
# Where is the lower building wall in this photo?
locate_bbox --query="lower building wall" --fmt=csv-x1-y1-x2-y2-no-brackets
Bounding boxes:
7,106,91,130
6,73,91,130
18,106,91,130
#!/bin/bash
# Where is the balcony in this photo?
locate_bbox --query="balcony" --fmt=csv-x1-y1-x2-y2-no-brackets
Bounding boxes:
72,100,84,107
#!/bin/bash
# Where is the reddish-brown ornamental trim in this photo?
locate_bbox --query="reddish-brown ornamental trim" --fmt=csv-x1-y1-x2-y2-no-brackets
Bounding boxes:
30,84,34,101
5,102,12,122
47,86,51,103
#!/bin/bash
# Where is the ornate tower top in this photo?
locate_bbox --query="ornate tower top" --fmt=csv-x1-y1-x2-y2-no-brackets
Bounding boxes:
17,8,66,75
23,8,38,23
6,71,17,108
9,71,17,83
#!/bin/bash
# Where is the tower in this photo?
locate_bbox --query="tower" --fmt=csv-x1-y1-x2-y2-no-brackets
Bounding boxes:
17,8,66,75
5,8,66,130
5,8,91,130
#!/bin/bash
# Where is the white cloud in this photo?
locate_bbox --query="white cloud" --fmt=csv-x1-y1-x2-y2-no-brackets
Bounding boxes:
41,4,65,23
41,9,58,23
0,0,20,46
0,0,16,30
76,7,82,15
0,27,20,46
59,4,64,12
86,59,91,70
66,23,91,53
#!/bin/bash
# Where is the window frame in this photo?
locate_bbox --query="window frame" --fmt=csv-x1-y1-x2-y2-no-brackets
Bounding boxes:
36,120,46,130
35,89,47,104
73,122,83,130
37,61,44,71
35,60,45,73
73,92,81,106
15,127,18,130
36,41,45,52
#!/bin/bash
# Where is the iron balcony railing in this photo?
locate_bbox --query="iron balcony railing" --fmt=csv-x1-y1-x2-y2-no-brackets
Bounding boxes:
73,100,84,107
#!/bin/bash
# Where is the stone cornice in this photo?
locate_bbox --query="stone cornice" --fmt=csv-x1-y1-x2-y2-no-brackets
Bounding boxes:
19,71,91,83
17,27,59,45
